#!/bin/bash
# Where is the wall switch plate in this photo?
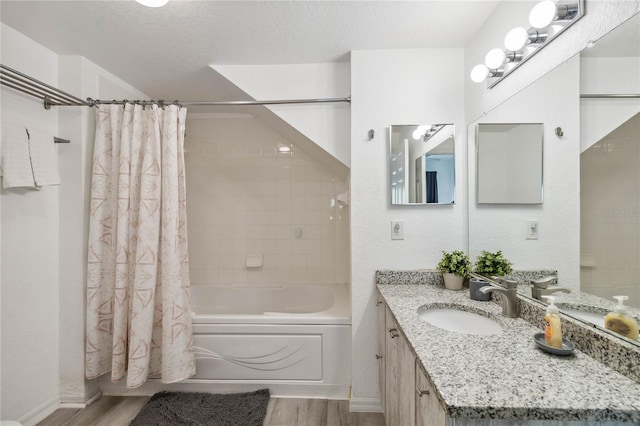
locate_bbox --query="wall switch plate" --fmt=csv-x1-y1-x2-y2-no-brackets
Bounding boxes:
526,220,539,240
391,220,404,240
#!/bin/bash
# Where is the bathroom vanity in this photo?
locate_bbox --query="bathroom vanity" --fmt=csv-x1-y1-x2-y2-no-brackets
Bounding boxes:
377,272,640,425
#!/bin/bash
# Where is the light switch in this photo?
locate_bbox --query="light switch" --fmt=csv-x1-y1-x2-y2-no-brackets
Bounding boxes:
391,220,404,240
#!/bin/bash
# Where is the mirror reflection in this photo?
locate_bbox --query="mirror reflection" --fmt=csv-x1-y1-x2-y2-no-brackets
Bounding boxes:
389,124,455,205
476,123,544,204
468,13,640,346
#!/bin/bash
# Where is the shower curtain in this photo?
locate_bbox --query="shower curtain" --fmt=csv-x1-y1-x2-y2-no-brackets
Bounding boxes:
85,104,195,388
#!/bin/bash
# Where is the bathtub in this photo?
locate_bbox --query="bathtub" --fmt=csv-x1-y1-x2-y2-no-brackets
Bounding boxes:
188,283,351,398
99,284,352,399
190,283,350,324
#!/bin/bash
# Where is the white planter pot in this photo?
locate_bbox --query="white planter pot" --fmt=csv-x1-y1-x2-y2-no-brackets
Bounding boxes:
442,273,465,291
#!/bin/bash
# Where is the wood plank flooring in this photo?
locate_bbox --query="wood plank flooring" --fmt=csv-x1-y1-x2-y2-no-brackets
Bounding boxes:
38,396,385,426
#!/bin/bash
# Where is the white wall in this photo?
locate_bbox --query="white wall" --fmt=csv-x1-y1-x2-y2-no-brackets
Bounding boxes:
184,114,349,287
212,63,351,168
465,0,640,124
1,23,61,423
350,48,466,410
1,23,149,422
468,57,581,291
580,56,640,153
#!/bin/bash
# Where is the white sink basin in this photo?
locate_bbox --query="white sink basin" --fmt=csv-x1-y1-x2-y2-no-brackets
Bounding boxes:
418,306,503,335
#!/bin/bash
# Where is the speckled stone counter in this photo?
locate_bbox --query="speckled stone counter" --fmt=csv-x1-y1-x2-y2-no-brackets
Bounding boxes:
377,282,640,422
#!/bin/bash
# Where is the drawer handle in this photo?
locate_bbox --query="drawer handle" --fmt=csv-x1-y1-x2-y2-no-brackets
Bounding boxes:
390,331,400,338
376,300,383,306
388,327,397,332
376,354,382,359
416,388,430,397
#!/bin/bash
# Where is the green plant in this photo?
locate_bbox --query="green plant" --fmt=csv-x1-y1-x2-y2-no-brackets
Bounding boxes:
437,250,471,278
474,250,513,276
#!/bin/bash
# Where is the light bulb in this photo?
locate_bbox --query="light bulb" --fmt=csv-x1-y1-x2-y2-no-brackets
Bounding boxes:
470,64,489,83
504,27,529,51
485,49,506,69
529,0,557,29
135,0,169,7
413,125,427,140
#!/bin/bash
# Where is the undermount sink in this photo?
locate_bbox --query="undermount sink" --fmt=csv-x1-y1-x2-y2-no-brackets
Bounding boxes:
418,306,503,336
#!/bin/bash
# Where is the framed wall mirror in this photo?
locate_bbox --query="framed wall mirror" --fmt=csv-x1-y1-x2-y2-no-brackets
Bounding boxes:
389,124,455,205
468,12,640,347
476,123,544,204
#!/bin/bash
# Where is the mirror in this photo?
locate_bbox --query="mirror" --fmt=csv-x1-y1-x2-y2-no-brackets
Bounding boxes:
389,124,455,205
468,13,640,346
476,123,544,204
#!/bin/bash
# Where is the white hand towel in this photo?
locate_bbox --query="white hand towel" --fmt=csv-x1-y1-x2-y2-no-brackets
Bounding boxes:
28,128,60,187
1,123,35,188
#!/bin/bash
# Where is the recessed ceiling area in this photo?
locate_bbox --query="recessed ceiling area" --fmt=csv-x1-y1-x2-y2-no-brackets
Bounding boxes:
0,1,499,102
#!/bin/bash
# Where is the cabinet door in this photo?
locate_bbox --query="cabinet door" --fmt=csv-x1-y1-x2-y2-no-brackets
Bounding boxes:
415,362,446,426
397,331,415,426
384,307,399,426
377,297,386,413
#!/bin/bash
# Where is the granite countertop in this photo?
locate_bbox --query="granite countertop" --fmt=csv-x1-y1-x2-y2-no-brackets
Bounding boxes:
377,283,640,422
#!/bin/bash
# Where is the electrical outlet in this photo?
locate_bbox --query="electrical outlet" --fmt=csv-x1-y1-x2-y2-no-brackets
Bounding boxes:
391,220,404,240
526,220,539,240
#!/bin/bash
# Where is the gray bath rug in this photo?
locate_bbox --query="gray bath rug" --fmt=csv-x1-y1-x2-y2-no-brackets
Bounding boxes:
129,388,270,426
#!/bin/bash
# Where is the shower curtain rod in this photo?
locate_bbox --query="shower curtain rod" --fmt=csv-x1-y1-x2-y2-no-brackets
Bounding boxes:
1,63,350,110
580,94,640,98
86,97,351,107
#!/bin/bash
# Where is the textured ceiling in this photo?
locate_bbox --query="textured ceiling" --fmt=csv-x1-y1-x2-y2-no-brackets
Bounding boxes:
0,1,499,102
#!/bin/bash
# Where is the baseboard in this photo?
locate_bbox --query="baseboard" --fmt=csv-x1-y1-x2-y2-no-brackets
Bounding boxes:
59,390,102,409
17,396,60,426
349,396,383,413
99,378,350,400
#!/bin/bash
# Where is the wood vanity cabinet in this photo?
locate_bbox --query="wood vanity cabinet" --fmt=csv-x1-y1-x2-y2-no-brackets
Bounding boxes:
378,297,446,426
415,361,447,426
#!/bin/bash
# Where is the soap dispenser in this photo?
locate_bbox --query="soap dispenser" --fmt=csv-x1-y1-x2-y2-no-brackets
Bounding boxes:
604,296,639,341
541,295,563,349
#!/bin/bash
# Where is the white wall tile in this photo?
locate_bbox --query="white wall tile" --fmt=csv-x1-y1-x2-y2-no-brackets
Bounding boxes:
185,115,349,286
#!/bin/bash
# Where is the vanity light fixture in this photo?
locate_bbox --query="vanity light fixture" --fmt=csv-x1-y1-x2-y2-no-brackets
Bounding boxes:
470,0,584,88
135,0,169,7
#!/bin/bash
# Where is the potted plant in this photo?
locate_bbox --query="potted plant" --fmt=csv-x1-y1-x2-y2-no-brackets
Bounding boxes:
474,250,513,277
437,250,471,290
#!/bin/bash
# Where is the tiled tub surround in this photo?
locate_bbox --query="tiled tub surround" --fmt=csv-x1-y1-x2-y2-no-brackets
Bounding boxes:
377,278,640,422
185,116,349,286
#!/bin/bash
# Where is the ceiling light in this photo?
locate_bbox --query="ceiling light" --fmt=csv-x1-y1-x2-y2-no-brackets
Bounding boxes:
485,49,506,69
278,145,291,153
529,0,557,29
135,0,169,7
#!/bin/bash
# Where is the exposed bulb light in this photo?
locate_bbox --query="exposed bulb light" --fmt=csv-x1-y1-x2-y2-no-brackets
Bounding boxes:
135,0,169,7
504,27,529,51
278,145,291,153
485,48,506,69
470,64,489,83
529,0,557,29
412,125,427,140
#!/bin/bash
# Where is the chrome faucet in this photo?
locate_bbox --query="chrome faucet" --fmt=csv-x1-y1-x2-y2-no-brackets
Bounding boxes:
479,277,518,318
530,276,570,301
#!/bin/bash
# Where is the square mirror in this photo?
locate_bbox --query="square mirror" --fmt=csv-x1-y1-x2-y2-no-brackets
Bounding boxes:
476,123,543,204
389,124,455,205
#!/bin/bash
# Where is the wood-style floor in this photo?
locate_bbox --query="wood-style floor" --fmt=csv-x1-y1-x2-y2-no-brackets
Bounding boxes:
37,396,385,426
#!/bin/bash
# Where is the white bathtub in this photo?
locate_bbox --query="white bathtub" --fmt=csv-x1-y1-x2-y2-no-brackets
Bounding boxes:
190,283,350,324
188,283,352,399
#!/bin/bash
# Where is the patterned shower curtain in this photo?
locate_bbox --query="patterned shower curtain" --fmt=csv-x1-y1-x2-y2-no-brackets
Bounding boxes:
85,104,195,388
